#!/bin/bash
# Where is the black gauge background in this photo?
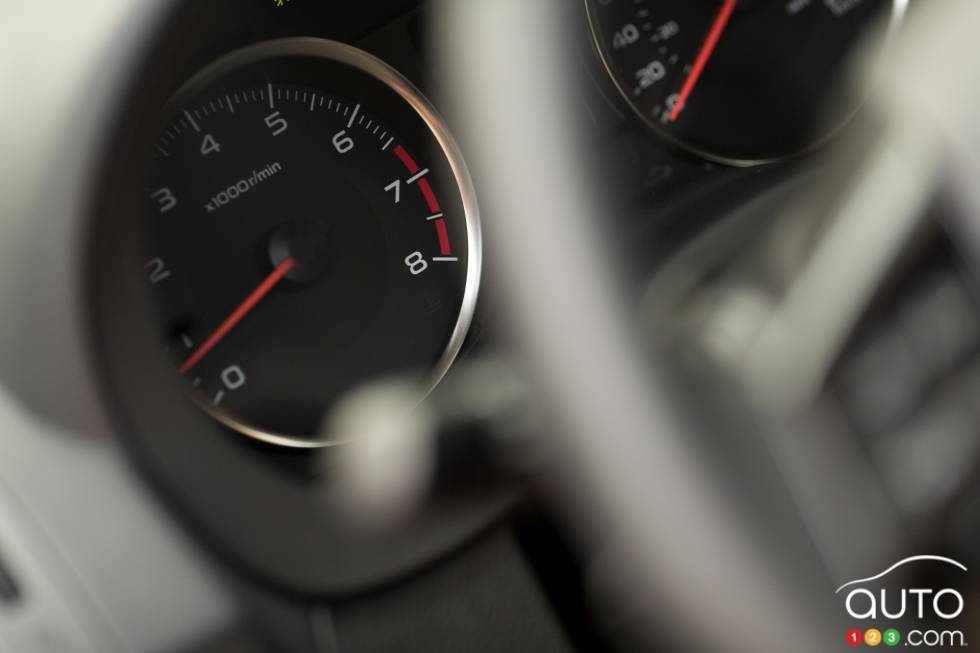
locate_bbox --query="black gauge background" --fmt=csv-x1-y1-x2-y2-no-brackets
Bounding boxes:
587,0,899,165
87,1,509,598
148,49,472,442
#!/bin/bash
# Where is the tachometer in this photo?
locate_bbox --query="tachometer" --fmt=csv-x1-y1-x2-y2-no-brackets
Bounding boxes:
587,0,905,164
144,39,480,447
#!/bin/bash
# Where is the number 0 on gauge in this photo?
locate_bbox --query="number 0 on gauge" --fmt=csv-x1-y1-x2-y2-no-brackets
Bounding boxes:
144,38,481,447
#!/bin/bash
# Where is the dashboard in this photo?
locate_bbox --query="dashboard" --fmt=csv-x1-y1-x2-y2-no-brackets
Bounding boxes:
4,1,979,652
99,0,903,446
88,0,902,620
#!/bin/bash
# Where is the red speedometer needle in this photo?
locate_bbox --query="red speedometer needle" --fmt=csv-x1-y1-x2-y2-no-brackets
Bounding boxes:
668,0,738,122
179,257,296,375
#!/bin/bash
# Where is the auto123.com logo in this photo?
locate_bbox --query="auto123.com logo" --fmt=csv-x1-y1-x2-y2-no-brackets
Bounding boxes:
837,556,969,648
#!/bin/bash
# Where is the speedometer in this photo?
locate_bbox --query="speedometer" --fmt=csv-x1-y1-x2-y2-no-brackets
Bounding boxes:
144,39,480,447
587,0,905,164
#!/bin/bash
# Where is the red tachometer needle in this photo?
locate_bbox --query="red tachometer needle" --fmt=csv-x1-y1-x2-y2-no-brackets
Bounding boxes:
668,0,738,122
179,256,296,375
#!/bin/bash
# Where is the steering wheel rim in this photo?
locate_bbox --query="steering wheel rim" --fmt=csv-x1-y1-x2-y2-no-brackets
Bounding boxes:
435,1,980,651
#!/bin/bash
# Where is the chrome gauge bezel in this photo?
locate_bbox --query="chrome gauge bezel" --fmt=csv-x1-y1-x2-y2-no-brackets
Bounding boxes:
155,38,482,448
585,0,909,166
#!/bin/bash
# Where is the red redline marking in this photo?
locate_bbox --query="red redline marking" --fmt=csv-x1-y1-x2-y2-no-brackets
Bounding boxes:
179,257,296,375
393,145,446,245
418,178,441,213
669,0,737,122
393,145,420,173
434,218,451,256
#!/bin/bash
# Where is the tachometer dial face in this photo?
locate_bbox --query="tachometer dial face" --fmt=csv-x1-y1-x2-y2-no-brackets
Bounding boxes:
587,0,905,164
144,39,480,447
